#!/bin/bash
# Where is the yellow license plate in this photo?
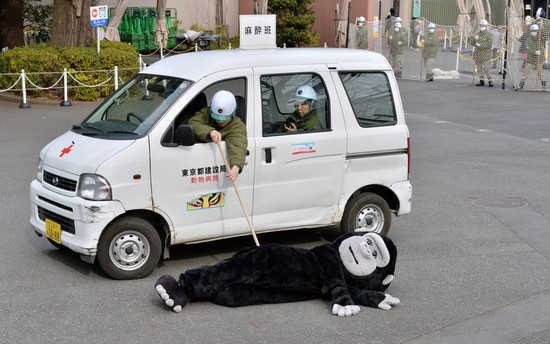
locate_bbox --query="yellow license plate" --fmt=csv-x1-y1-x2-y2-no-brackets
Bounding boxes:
45,219,62,244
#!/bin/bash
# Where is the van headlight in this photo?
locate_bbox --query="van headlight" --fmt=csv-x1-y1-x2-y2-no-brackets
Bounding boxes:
37,157,43,182
77,173,112,201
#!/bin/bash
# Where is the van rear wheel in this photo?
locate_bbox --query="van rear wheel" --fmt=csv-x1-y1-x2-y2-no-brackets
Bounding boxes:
341,193,391,235
97,217,161,280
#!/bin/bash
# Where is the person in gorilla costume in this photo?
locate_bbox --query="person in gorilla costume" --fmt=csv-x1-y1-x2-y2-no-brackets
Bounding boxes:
155,231,399,316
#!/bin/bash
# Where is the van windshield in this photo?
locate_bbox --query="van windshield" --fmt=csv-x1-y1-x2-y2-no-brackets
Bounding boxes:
76,74,192,138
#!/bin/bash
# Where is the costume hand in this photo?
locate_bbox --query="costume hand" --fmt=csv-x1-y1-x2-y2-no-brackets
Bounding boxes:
378,294,400,310
389,35,393,40
209,130,222,144
475,42,480,47
227,165,240,181
285,123,297,133
332,304,360,317
475,35,479,40
535,50,541,55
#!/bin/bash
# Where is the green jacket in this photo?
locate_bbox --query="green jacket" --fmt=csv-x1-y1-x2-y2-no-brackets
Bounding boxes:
472,30,493,62
287,109,323,132
188,108,248,173
421,32,439,59
390,29,406,56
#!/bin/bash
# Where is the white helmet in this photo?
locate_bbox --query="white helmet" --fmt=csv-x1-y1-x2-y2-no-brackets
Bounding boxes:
394,21,402,29
357,16,366,23
480,19,489,26
210,90,236,121
288,85,317,107
395,17,402,22
428,23,436,29
530,24,540,31
525,15,533,24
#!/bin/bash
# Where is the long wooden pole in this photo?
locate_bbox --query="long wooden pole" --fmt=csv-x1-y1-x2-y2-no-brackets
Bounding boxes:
216,142,260,247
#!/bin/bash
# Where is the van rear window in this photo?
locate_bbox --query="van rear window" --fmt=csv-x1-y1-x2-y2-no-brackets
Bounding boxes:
339,72,396,128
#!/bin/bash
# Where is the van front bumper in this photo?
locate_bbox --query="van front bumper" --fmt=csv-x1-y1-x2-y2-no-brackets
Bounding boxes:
29,179,126,262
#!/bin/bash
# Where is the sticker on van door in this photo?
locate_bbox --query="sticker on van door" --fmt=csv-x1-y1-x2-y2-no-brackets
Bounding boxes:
291,142,316,155
181,165,227,184
187,192,225,210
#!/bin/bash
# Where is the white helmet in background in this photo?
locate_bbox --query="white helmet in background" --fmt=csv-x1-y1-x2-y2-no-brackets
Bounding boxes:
530,24,540,31
210,90,236,121
357,16,366,24
428,23,436,29
395,22,402,29
480,19,489,26
395,17,402,23
525,15,533,26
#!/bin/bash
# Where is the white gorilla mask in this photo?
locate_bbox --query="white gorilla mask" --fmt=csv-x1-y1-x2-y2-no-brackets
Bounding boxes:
338,233,390,276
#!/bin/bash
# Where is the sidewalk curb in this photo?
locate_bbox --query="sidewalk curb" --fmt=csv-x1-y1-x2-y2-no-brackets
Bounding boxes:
0,92,100,106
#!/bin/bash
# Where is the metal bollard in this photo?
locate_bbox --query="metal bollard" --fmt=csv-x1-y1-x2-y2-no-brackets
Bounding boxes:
60,68,72,107
19,69,31,109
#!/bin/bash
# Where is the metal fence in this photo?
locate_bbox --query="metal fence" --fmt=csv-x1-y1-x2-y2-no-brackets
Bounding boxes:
347,15,549,91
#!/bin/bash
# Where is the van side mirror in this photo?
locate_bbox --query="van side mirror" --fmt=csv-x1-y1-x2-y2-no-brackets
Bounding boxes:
175,125,195,146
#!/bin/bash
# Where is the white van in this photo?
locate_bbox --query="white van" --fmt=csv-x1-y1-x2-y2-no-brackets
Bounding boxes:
30,48,411,279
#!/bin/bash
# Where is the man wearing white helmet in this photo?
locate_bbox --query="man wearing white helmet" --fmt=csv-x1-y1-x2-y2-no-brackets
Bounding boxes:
283,85,322,133
472,19,494,87
519,16,533,65
189,90,248,181
355,16,368,50
517,24,547,91
389,21,406,78
420,22,439,82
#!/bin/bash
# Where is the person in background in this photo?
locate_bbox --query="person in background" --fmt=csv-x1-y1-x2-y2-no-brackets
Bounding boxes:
517,24,547,91
385,8,396,46
356,16,369,50
472,19,493,87
519,16,533,68
189,90,248,181
420,23,439,82
390,21,406,78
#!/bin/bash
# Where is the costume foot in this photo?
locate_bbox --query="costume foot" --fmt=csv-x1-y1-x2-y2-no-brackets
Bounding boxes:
155,275,189,313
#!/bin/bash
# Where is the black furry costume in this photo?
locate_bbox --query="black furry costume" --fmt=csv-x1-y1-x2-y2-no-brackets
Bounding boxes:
155,231,399,316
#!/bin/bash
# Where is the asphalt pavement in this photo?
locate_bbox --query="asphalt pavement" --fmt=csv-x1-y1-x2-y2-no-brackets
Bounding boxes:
1,77,550,343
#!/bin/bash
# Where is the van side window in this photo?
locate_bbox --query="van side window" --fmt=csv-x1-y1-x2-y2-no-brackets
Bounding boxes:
260,73,329,136
339,72,397,127
164,78,247,145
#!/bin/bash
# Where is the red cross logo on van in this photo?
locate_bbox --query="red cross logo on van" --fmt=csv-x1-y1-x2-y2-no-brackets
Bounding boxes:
59,142,74,157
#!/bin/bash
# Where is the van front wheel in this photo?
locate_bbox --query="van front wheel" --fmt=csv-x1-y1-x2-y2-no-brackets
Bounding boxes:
341,193,391,235
97,217,161,280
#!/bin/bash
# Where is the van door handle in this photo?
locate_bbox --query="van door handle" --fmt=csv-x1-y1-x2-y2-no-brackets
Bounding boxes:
264,148,272,164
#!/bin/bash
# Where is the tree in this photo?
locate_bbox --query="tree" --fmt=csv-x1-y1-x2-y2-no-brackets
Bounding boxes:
268,0,319,47
50,0,94,46
0,0,25,49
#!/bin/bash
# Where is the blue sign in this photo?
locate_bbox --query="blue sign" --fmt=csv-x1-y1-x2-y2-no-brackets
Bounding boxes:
91,18,109,27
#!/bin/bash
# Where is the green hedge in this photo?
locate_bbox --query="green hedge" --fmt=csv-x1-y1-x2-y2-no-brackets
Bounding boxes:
0,41,140,101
